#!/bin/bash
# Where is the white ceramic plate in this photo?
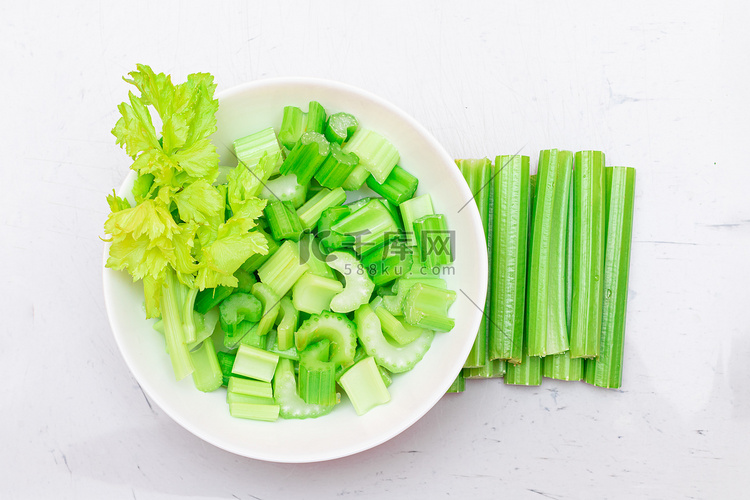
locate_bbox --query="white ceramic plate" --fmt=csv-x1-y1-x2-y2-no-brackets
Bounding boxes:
102,77,487,463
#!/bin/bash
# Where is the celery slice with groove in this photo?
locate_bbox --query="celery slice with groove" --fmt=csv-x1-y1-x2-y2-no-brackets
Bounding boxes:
413,214,454,268
274,358,334,419
264,329,300,360
399,194,435,246
189,339,222,392
570,151,606,358
314,143,359,189
373,304,426,345
294,311,357,367
584,166,635,388
543,351,583,381
297,187,347,230
341,129,399,184
279,131,329,186
274,297,298,351
251,282,281,338
339,356,391,415
365,165,418,205
233,127,283,171
257,240,309,297
527,150,573,357
331,199,400,255
317,206,353,253
325,112,358,145
264,200,304,241
278,102,327,150
297,340,337,406
231,344,279,382
327,251,376,313
292,272,344,314
403,283,456,332
218,293,262,332
488,155,530,364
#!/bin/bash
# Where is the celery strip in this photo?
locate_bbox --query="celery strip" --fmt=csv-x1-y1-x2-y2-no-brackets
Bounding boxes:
446,372,465,393
257,240,310,297
240,228,279,273
374,305,426,345
331,199,400,255
570,151,606,358
339,357,391,415
297,341,337,406
399,194,434,246
317,206,354,253
264,329,300,361
227,376,274,399
233,126,283,171
504,349,542,386
264,200,304,241
488,155,530,364
327,251,376,313
463,359,506,379
278,102,327,150
403,283,456,332
585,166,636,388
194,286,233,314
413,214,453,269
231,344,279,382
341,129,399,184
274,358,334,419
325,112,358,145
189,339,222,392
297,187,347,230
543,351,583,381
341,165,370,191
226,392,275,406
299,233,335,279
217,351,237,386
314,143,359,189
294,311,358,367
160,269,194,380
275,297,298,351
365,165,419,205
251,282,281,338
233,268,257,294
228,402,280,422
292,272,344,314
527,150,574,357
279,131,329,186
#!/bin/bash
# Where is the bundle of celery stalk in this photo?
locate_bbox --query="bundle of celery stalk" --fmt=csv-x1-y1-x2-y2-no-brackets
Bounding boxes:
450,151,635,391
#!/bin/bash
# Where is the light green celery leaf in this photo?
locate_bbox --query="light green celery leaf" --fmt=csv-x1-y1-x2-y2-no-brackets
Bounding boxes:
112,92,160,158
106,190,131,212
195,218,268,290
177,73,218,146
227,152,278,213
171,137,219,180
123,64,175,118
173,180,224,225
142,274,163,319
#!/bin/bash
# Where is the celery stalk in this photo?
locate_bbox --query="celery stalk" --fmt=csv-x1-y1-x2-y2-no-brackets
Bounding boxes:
447,372,465,393
189,339,222,392
279,131,329,186
296,187,347,230
339,357,391,415
341,129,399,184
233,127,283,171
292,272,344,314
365,165,419,205
325,112,358,145
314,143,359,189
403,283,456,332
231,344,279,382
260,173,308,208
264,200,304,241
228,402,280,422
257,240,310,297
274,359,334,419
399,194,435,246
251,282,281,338
327,251,376,313
275,297,298,351
543,351,583,381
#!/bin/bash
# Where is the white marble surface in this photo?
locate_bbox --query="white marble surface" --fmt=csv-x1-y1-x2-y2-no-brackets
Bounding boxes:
2,1,749,498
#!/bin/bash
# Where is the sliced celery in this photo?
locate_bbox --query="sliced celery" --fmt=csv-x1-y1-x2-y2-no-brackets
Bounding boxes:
228,402,280,422
217,351,237,386
399,194,435,246
299,233,335,279
292,272,344,314
456,158,492,369
403,283,456,332
373,305,425,345
543,351,583,381
585,166,636,388
331,199,400,255
233,268,257,294
274,358,334,419
317,206,354,253
279,131,329,186
327,251,376,313
339,357,391,415
240,228,279,273
364,250,412,286
341,129,399,184
257,240,310,297
325,112,358,145
251,282,281,338
194,286,233,314
278,102,327,150
227,376,274,399
488,155,530,364
314,143,359,189
275,297,298,351
231,344,279,382
185,308,219,351
233,126,283,171
297,187,347,230
463,359,506,379
219,293,262,333
264,200,304,241
570,151,606,358
527,150,574,357
297,341,337,406
226,392,274,406
342,165,370,191
385,276,447,316
504,349,542,386
294,311,357,367
354,304,434,373
189,339,222,392
306,101,327,135
413,214,453,269
264,329,300,361
365,165,418,205
260,173,308,208
160,270,194,380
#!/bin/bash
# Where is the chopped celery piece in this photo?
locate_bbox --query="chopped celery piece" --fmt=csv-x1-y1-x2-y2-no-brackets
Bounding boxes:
297,187,347,230
299,233,334,279
160,269,194,380
264,329,300,360
232,344,279,382
447,372,465,393
238,325,265,349
189,339,222,392
251,282,281,338
463,360,506,379
274,358,334,419
317,206,354,253
327,251,375,313
292,272,344,314
278,102,326,150
240,228,279,273
366,165,418,205
365,250,412,286
331,199,400,255
585,166,636,388
226,392,274,406
221,320,254,349
373,305,425,345
275,297,298,351
342,165,370,190
228,402,280,422
260,173,308,208
527,150,574,357
456,158,492,369
354,304,434,373
233,126,283,171
257,240,310,297
186,308,219,351
314,143,359,188
403,283,456,332
399,194,434,246
298,341,337,406
233,268,257,294
181,288,200,344
219,293,262,332
217,351,237,386
570,151,606,358
413,213,454,269
488,155,530,364
279,131,329,186
544,352,583,381
227,376,273,399
325,112,358,145
295,311,357,367
264,200,304,241
339,356,391,415
380,198,405,231
345,196,374,213
385,276,447,316
378,366,393,387
341,129,399,184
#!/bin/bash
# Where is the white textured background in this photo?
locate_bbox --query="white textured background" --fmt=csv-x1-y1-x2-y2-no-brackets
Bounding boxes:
2,1,749,498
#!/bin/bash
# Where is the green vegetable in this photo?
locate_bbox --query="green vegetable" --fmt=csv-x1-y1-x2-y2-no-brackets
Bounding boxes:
317,206,354,253
217,351,237,386
233,126,283,172
279,131,329,186
463,359,506,379
297,340,337,406
570,151,606,358
194,286,233,314
278,102,327,150
264,329,300,361
189,339,222,392
314,143,359,189
227,377,274,399
413,214,453,269
298,233,335,279
294,311,358,367
296,187,347,230
585,166,636,388
527,150,573,357
292,272,344,314
233,268,257,293
488,154,530,364
327,251,376,313
219,293,262,332
446,373,465,393
373,304,426,345
264,200,304,241
239,228,279,273
324,112,358,145
403,283,456,332
231,344,279,382
274,358,334,419
543,352,583,381
504,349,542,386
399,194,434,246
365,165,418,205
331,199,400,255
250,282,281,338
341,129,399,184
275,297,298,351
339,357,391,415
257,240,310,297
228,402,280,422
260,173,308,208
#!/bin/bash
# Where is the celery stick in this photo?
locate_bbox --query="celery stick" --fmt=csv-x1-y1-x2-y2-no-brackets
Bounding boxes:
189,339,222,392
228,402,280,422
297,187,347,230
294,311,357,367
314,143,359,189
185,308,219,351
325,112,358,145
504,349,542,386
194,286,233,314
297,341,337,406
226,392,274,406
217,351,237,386
233,127,283,171
339,357,391,415
275,297,298,351
543,351,583,381
527,150,574,357
456,158,492,369
218,293,262,333
257,240,310,297
160,270,194,380
374,305,425,345
327,251,376,313
570,151,606,358
341,129,399,184
488,155,530,364
585,166,636,388
399,194,435,246
274,359,335,419
342,165,370,191
317,206,354,253
292,272,344,314
227,376,274,399
278,102,327,150
331,199,400,255
299,233,335,279
251,282,281,338
264,200,304,241
240,228,279,273
403,282,456,332
232,344,279,382
365,165,419,205
447,372,465,393
233,268,257,294
463,360,506,379
413,214,453,268
279,131,329,186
